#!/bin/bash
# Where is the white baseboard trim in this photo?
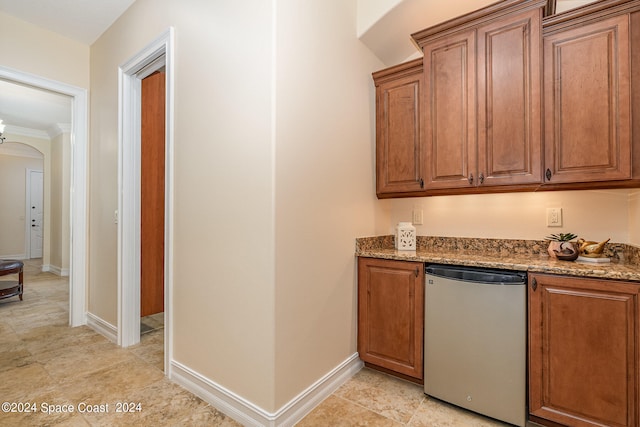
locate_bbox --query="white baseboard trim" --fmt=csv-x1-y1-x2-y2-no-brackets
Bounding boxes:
41,264,70,276
0,254,27,260
171,353,363,427
86,312,117,343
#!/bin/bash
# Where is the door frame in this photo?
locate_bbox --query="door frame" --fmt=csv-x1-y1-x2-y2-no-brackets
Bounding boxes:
0,65,88,327
117,28,174,375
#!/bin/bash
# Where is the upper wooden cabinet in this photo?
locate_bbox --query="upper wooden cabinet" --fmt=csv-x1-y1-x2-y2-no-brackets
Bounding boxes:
414,0,545,191
372,0,640,198
373,59,424,196
543,9,633,184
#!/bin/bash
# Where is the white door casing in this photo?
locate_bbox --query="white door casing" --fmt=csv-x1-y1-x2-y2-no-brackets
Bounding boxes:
118,28,174,377
29,170,44,258
0,65,89,327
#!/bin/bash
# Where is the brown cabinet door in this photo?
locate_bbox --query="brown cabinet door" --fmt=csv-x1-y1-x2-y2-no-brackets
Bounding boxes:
544,15,632,184
529,273,639,427
423,29,477,189
358,258,424,380
374,61,424,195
477,9,542,187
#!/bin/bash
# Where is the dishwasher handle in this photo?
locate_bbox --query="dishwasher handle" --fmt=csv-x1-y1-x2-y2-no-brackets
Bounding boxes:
425,264,527,285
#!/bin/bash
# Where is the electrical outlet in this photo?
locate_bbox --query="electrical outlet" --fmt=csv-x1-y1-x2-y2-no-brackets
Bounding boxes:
546,207,562,227
412,207,423,225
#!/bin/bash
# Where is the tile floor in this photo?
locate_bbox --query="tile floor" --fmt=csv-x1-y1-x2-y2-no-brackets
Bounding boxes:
0,259,512,426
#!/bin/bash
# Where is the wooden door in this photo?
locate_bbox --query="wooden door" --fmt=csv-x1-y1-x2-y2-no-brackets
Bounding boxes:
423,29,477,189
477,9,542,187
373,59,424,196
529,273,639,426
543,15,632,184
140,71,165,317
358,257,424,380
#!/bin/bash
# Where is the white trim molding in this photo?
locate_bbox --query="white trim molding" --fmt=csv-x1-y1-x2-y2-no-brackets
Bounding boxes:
0,65,89,328
86,312,118,343
41,264,70,276
170,353,363,427
117,27,175,379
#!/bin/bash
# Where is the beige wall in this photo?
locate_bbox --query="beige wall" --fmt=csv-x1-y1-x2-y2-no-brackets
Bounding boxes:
49,131,71,271
630,190,640,245
0,11,89,88
274,0,386,408
388,189,637,245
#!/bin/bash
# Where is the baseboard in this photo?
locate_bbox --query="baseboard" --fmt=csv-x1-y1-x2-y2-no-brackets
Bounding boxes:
170,353,363,427
0,254,26,260
86,312,117,343
41,264,70,276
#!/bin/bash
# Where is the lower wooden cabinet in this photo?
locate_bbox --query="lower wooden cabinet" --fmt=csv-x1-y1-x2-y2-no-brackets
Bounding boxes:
357,257,424,381
528,273,640,427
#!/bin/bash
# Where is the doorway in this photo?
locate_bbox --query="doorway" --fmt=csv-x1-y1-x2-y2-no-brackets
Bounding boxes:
140,70,165,328
118,28,174,376
0,66,89,327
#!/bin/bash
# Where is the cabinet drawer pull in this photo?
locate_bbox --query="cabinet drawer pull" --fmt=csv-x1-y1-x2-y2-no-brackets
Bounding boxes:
415,267,419,277
531,277,537,291
468,174,474,185
419,178,424,189
545,168,552,181
479,172,484,184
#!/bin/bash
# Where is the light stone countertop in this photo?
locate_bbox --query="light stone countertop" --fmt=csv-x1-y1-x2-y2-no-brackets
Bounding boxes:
356,236,640,283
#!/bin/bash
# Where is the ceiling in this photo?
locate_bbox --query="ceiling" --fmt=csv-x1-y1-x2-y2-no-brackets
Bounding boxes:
0,0,135,45
0,0,134,139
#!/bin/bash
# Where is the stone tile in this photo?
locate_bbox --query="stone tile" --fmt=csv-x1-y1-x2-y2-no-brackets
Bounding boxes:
81,378,239,427
408,397,510,427
129,328,164,371
335,368,425,424
0,363,57,402
56,358,166,404
0,341,34,373
297,395,403,426
39,341,139,381
173,404,243,427
19,325,107,356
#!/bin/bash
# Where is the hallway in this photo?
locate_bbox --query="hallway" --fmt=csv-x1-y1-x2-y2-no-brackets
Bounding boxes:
0,260,239,426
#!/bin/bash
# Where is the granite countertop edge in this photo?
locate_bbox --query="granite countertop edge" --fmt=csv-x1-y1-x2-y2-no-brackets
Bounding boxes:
356,236,640,283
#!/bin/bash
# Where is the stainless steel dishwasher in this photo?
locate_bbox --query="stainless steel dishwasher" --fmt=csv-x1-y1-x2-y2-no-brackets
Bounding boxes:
424,264,527,426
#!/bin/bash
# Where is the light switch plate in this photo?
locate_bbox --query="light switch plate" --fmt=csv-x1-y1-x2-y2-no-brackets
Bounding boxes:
412,207,423,225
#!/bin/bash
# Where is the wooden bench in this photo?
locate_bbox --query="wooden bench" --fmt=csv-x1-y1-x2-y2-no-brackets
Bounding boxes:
0,260,23,301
